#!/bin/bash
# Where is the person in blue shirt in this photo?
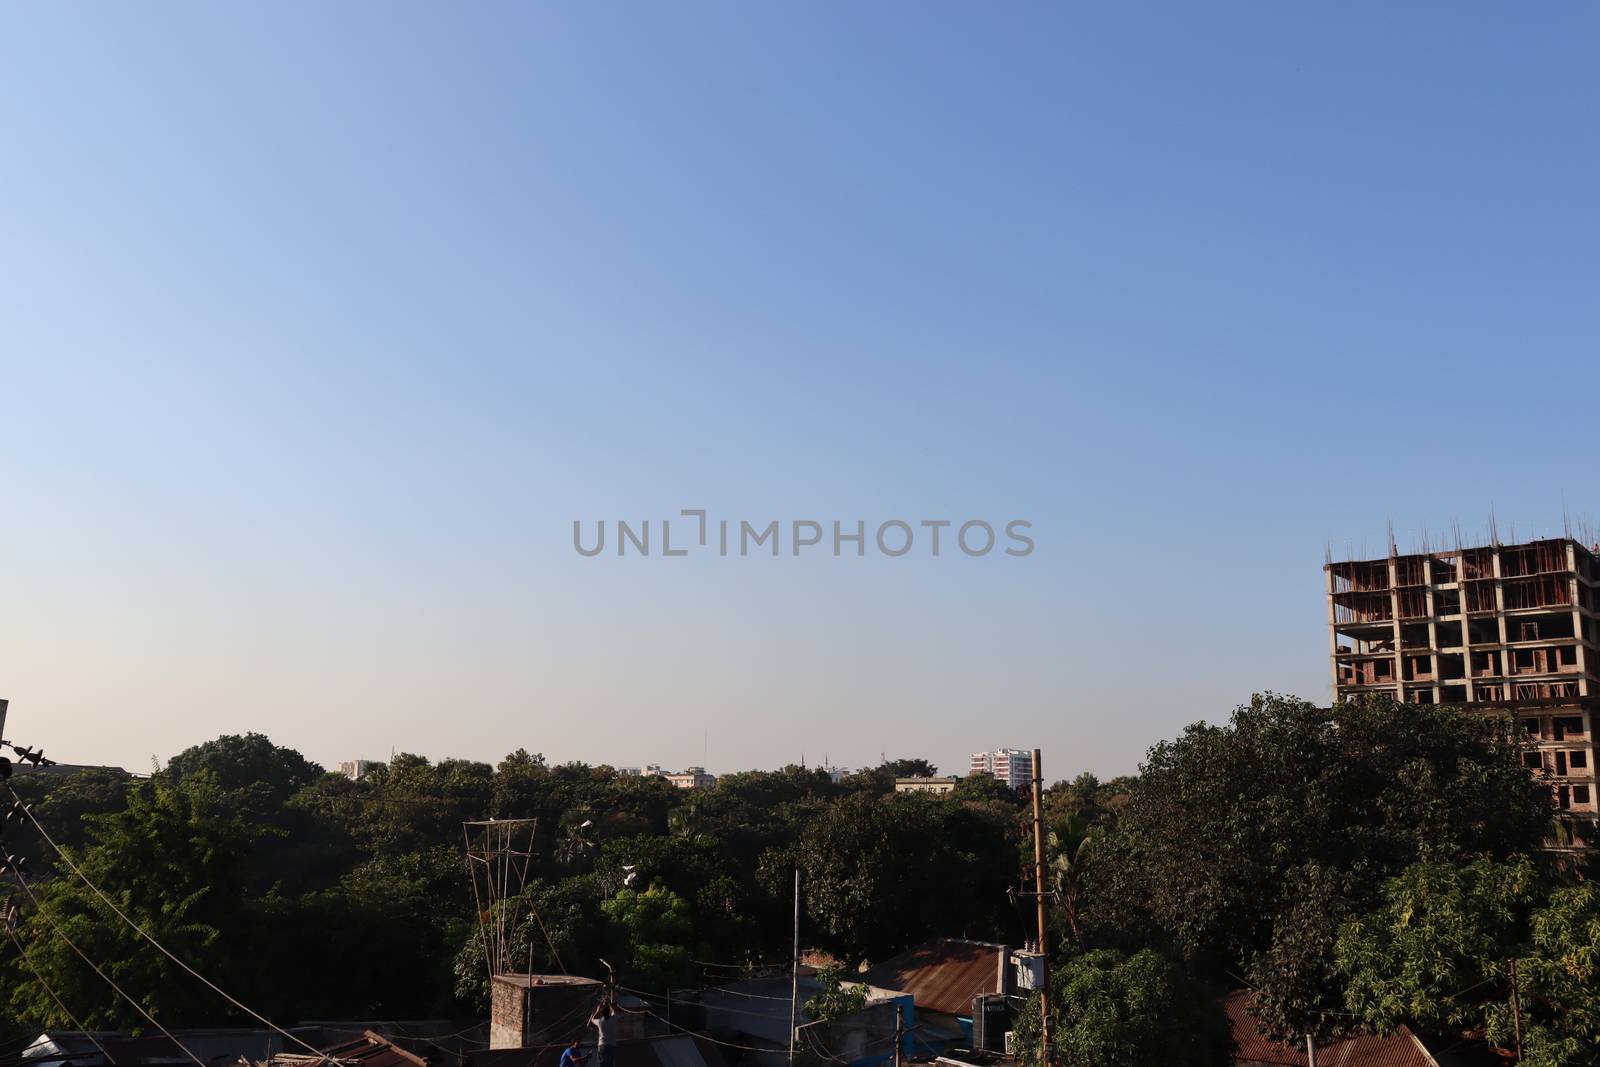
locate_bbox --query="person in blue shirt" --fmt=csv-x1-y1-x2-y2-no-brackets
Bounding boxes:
558,1040,588,1067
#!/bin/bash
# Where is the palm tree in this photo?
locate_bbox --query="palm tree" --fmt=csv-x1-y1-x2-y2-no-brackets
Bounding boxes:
1047,813,1092,951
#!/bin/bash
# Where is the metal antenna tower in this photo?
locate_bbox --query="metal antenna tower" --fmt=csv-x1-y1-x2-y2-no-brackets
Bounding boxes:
463,818,539,980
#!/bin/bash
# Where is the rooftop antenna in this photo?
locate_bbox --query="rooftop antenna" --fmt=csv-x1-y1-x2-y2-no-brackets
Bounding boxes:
463,818,542,982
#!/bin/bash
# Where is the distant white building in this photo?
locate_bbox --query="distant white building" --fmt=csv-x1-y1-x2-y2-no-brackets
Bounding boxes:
635,764,715,788
338,760,381,781
969,749,1031,790
895,776,957,795
665,766,716,789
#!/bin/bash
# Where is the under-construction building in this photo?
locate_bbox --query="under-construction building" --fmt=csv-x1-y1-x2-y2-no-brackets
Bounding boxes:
1326,536,1598,846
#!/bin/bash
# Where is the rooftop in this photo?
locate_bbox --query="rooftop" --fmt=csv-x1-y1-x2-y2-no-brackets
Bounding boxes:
859,939,1006,1017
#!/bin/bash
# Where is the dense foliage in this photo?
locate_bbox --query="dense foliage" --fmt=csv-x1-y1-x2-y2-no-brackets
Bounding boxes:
1009,949,1230,1067
0,694,1579,1065
2,736,1031,1026
1084,693,1550,1037
1337,856,1600,1065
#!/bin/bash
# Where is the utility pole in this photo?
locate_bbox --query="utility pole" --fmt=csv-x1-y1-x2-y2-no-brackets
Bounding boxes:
1305,1035,1316,1067
894,1005,904,1067
1030,749,1050,1065
1510,957,1523,1062
789,868,800,1067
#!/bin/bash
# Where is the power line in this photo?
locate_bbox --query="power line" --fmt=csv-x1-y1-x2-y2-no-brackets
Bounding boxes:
637,1010,783,1054
615,986,799,1023
1,927,116,1065
686,983,794,1002
4,784,330,1062
3,863,206,1067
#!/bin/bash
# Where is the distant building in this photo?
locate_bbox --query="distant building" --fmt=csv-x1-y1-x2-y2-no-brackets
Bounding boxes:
823,765,850,784
664,766,716,789
894,776,957,795
616,767,642,777
636,764,715,789
968,749,1031,790
338,760,380,781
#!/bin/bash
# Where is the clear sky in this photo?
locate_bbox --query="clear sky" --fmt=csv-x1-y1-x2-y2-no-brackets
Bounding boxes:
3,4,1597,779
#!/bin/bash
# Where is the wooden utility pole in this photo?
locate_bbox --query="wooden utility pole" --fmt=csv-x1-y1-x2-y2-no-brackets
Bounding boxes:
789,869,800,1067
1030,749,1051,1064
1305,1034,1317,1067
1510,958,1523,1061
893,1005,904,1067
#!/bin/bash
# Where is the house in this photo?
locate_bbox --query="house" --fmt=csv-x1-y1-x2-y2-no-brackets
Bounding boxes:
1224,991,1441,1067
23,1023,474,1067
272,1028,727,1067
695,972,911,1067
859,939,1011,1055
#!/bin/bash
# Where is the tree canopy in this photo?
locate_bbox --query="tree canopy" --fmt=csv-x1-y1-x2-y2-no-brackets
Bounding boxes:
0,691,1578,1067
1086,693,1550,1036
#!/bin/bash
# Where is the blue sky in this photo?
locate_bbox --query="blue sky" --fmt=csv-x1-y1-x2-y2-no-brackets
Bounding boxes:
2,4,1597,778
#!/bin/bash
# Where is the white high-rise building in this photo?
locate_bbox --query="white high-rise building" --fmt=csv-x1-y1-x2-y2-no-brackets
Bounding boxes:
969,748,1032,790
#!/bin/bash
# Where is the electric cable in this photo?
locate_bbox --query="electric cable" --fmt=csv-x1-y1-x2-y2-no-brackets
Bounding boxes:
4,864,206,1067
3,925,116,1064
5,785,330,1062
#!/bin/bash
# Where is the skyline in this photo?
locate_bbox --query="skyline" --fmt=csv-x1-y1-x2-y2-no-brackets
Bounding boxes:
5,4,1600,778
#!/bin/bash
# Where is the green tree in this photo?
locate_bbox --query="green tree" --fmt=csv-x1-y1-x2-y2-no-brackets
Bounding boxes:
954,773,1023,804
771,792,1017,966
1011,950,1229,1067
1088,693,1548,1035
4,780,259,1028
804,964,867,1022
453,875,610,1007
1337,857,1600,1065
1519,882,1600,1052
10,767,132,877
1048,814,1092,951
601,884,697,991
161,733,323,815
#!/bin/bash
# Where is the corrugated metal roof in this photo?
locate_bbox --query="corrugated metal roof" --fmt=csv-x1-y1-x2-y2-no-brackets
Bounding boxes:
859,940,1005,1016
465,1035,725,1067
1224,991,1434,1067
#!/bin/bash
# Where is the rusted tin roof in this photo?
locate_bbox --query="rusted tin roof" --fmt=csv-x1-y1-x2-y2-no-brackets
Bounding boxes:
859,940,1005,1016
1224,991,1435,1067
